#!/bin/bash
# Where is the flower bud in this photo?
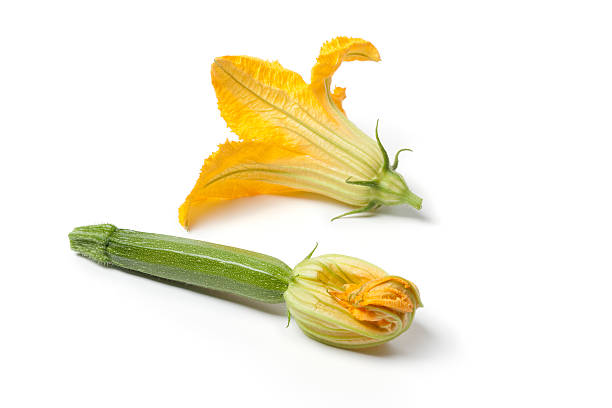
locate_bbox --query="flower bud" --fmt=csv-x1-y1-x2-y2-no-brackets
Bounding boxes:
284,254,421,349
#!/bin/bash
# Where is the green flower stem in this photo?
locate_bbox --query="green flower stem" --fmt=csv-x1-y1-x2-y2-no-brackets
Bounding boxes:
69,224,293,303
402,189,423,210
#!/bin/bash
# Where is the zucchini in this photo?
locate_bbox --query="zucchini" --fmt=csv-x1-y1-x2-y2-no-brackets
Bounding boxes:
69,224,292,303
69,223,421,349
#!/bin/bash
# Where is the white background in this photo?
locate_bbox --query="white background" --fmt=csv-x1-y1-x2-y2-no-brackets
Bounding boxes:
1,1,611,406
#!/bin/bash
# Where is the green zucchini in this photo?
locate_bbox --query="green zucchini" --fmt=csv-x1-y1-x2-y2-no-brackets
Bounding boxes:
69,224,292,303
69,223,422,349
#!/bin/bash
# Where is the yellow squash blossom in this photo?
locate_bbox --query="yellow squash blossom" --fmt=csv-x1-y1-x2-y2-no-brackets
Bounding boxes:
179,37,422,229
285,253,422,348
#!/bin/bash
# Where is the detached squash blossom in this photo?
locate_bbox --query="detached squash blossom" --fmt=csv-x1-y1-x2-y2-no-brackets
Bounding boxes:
69,224,422,349
179,37,422,229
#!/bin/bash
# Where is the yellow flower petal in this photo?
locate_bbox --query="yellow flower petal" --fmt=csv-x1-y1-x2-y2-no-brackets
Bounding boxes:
308,37,382,163
179,139,298,229
309,36,381,106
329,276,417,323
212,55,379,178
179,139,371,229
330,86,346,114
299,253,388,288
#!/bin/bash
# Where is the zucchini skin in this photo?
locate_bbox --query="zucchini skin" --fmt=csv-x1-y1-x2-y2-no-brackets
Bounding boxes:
69,224,292,303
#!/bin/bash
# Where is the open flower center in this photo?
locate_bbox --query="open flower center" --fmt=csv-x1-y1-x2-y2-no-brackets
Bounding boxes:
328,276,415,327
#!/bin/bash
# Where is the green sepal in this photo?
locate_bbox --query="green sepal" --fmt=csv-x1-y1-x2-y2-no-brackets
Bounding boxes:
374,119,390,170
303,242,319,261
336,119,422,217
331,201,378,221
345,177,378,187
391,148,413,170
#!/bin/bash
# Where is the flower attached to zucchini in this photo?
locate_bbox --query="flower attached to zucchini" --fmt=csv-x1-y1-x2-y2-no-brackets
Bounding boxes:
70,224,422,350
179,37,422,229
285,253,421,348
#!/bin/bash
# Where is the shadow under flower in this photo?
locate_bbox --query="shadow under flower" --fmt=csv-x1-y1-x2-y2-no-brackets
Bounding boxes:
181,190,432,229
84,257,442,356
376,204,433,222
350,321,446,358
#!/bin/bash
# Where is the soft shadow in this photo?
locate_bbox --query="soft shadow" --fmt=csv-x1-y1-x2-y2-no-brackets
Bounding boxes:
184,191,433,228
96,261,286,316
350,322,443,358
377,205,433,222
293,191,434,223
